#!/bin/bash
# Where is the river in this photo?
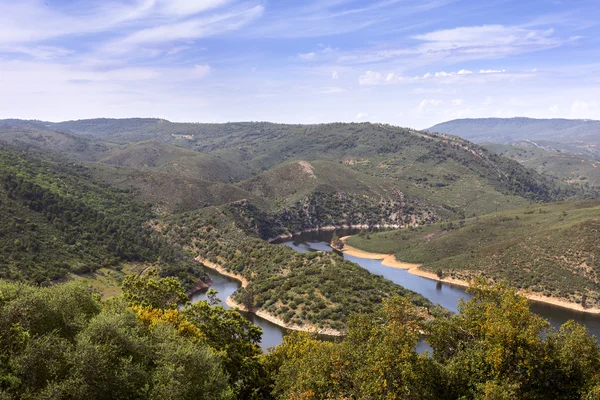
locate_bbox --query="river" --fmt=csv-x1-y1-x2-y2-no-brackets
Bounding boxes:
192,228,600,351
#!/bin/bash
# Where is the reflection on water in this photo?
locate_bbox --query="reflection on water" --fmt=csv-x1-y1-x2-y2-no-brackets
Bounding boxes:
282,229,600,341
192,228,600,352
190,272,287,352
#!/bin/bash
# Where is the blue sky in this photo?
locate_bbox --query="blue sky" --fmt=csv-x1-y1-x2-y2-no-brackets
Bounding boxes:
0,0,598,128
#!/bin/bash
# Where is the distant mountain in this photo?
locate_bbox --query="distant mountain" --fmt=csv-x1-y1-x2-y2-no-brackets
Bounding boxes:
428,117,600,144
0,118,594,230
428,117,600,163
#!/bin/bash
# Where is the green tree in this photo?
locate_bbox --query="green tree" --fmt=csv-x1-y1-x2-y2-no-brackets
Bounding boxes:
122,268,188,309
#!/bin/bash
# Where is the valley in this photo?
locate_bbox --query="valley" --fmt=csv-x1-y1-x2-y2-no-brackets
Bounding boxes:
2,117,600,399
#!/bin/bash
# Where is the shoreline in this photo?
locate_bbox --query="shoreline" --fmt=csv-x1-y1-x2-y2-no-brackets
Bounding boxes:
194,256,343,336
340,237,600,314
267,224,402,243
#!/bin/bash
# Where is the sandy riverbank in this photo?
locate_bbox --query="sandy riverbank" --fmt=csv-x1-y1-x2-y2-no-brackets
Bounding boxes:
195,257,343,336
339,237,600,314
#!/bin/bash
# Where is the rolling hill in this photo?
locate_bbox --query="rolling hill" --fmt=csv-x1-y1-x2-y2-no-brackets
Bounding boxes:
347,200,600,309
0,146,207,292
484,143,600,187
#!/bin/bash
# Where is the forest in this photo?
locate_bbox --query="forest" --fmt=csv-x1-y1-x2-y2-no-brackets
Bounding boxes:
1,274,600,399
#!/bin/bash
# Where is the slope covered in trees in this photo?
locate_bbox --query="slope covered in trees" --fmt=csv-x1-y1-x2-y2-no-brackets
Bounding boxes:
160,207,438,332
3,273,600,399
347,200,600,308
0,146,206,289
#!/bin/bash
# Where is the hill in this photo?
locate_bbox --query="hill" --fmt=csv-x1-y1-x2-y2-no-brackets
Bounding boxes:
161,206,439,332
0,146,207,291
101,140,251,183
87,163,267,213
346,200,600,309
485,143,600,187
428,117,600,160
428,117,600,144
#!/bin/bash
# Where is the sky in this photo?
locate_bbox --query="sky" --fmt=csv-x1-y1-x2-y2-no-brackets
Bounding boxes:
0,0,599,129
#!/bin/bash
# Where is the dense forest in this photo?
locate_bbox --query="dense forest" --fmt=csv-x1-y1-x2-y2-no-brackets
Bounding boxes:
0,146,206,289
2,275,600,399
161,207,438,331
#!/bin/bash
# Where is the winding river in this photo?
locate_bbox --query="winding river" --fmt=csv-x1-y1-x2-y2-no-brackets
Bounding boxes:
192,229,600,351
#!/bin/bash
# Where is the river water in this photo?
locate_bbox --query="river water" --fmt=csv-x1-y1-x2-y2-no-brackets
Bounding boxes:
192,229,600,351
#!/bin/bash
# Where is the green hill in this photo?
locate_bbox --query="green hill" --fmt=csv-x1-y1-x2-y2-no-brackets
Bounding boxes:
429,117,600,161
347,200,600,308
87,163,267,213
0,146,206,291
101,140,251,183
485,142,600,187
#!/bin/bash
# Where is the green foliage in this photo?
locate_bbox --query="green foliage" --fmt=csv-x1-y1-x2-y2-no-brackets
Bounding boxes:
347,200,600,308
0,278,273,399
268,280,600,400
0,146,206,289
122,268,189,309
163,208,437,332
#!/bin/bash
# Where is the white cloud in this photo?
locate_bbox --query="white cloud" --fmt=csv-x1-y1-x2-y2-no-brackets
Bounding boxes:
549,104,559,113
192,64,211,77
359,70,383,85
571,100,589,113
298,52,316,60
105,5,264,54
319,86,345,94
479,69,506,74
452,99,463,106
332,70,339,80
416,99,443,114
156,0,233,17
355,112,369,120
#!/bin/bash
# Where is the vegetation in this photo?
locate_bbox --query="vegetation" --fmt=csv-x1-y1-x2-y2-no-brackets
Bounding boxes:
161,207,438,331
0,146,206,289
348,200,600,307
268,279,600,400
0,271,270,399
3,273,600,399
429,117,600,161
485,143,600,187
3,119,592,229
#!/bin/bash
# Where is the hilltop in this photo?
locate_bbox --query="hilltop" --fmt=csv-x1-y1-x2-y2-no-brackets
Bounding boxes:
1,119,590,229
428,117,600,144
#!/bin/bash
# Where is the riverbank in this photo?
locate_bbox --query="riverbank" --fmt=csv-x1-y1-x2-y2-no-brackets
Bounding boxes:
267,224,401,243
195,256,343,336
339,236,600,314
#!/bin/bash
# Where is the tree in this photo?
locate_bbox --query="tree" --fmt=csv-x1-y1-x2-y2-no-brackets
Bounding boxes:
330,233,344,250
122,268,188,309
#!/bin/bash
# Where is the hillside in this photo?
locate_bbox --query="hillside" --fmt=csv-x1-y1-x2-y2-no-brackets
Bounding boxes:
160,206,439,332
87,163,267,213
429,117,600,143
485,143,600,187
0,146,207,291
429,117,600,160
347,200,600,308
101,140,251,183
2,118,588,233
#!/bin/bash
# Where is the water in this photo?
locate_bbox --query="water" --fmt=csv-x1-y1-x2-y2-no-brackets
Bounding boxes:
192,228,600,352
190,272,287,352
283,229,600,340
